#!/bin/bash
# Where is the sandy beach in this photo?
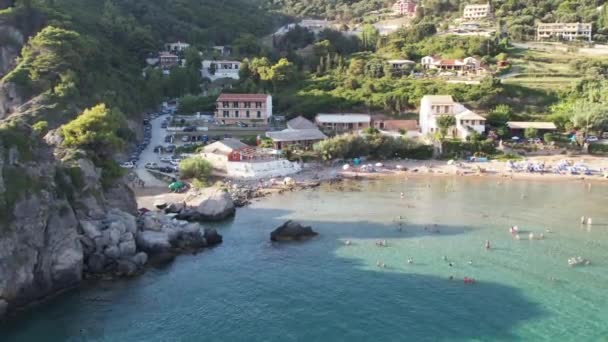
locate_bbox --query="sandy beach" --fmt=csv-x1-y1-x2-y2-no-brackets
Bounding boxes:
134,155,608,209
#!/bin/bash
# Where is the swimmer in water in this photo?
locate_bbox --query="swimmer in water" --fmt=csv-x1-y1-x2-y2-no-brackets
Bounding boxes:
449,276,454,281
449,262,453,267
485,240,491,250
407,258,413,264
400,192,404,199
345,240,352,246
580,216,586,224
468,260,473,265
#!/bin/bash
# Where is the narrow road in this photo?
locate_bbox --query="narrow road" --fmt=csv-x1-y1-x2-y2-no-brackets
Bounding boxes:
134,114,170,188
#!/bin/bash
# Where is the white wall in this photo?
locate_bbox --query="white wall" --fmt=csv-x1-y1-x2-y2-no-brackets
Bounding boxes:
226,159,301,179
266,95,273,119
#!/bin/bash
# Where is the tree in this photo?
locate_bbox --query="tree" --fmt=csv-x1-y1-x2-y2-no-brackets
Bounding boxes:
570,100,608,133
487,104,512,128
184,47,202,70
360,24,379,51
524,127,538,139
269,58,296,89
61,104,127,159
179,157,213,181
348,58,365,76
437,115,456,138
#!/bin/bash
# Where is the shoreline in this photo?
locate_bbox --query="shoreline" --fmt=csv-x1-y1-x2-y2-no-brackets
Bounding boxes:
135,155,608,209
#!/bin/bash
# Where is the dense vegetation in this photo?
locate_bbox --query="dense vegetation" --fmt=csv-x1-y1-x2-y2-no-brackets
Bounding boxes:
1,0,282,125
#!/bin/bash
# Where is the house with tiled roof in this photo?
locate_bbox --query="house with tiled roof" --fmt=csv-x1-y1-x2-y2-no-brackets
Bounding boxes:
421,56,481,73
215,93,272,126
419,95,486,140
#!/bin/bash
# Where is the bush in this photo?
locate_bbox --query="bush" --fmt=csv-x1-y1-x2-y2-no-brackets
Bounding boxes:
589,143,608,155
61,104,126,159
179,157,213,181
32,121,49,136
441,140,496,159
543,133,554,142
524,127,538,139
313,134,432,160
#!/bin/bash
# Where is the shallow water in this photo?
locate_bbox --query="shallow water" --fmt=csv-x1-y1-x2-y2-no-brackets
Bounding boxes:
2,177,608,341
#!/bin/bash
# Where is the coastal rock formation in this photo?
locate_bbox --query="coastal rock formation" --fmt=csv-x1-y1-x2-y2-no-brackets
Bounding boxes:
270,220,318,242
176,187,235,222
138,211,222,254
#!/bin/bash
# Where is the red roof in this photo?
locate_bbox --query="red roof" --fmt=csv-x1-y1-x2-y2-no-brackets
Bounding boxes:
217,93,270,101
437,59,461,66
384,120,419,131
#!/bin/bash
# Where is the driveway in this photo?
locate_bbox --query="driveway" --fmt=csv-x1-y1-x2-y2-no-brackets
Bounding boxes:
134,114,170,187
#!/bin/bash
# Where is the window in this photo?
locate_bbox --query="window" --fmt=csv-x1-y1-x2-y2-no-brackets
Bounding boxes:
223,110,229,118
244,102,251,108
233,101,239,108
222,102,229,108
246,110,250,118
255,102,262,108
235,110,239,118
257,111,261,118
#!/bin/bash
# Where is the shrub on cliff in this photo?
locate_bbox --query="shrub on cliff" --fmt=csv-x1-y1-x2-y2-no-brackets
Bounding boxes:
60,104,127,160
179,157,213,182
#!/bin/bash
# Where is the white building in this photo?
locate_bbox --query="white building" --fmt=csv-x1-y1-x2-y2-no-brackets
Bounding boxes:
536,23,592,42
201,60,241,81
419,95,486,140
463,3,490,19
421,56,481,73
165,41,190,53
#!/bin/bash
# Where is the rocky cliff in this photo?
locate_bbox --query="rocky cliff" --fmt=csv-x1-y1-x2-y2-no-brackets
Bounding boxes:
0,124,140,317
0,20,141,318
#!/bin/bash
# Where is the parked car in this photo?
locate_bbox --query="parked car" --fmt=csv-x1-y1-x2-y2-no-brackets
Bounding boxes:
160,157,173,163
236,122,248,128
181,135,191,142
120,162,135,169
161,122,168,129
164,135,173,143
183,126,196,132
586,136,599,143
144,162,158,169
165,145,176,153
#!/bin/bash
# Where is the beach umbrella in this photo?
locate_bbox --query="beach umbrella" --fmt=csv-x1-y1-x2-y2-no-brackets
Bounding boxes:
375,163,383,167
343,164,350,170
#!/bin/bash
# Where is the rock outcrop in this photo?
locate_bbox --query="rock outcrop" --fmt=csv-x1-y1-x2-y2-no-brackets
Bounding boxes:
176,187,235,222
270,220,318,242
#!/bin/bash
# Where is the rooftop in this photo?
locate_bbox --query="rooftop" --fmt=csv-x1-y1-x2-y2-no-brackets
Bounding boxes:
316,113,371,123
203,139,248,155
387,59,416,64
382,120,419,131
287,116,317,130
507,121,557,130
422,95,456,104
217,93,270,101
266,129,327,142
455,110,485,121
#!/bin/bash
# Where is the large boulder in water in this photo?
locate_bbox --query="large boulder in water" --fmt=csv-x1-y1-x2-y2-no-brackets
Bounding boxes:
270,220,318,242
179,188,235,222
204,228,223,246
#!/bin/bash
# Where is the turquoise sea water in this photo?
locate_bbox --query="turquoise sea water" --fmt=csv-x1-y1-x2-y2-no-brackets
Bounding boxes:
2,177,608,341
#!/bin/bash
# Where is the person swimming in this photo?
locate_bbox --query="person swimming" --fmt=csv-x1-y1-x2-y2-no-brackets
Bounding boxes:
448,262,453,267
407,258,413,264
345,240,352,246
400,192,405,199
468,260,473,265
485,240,491,250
